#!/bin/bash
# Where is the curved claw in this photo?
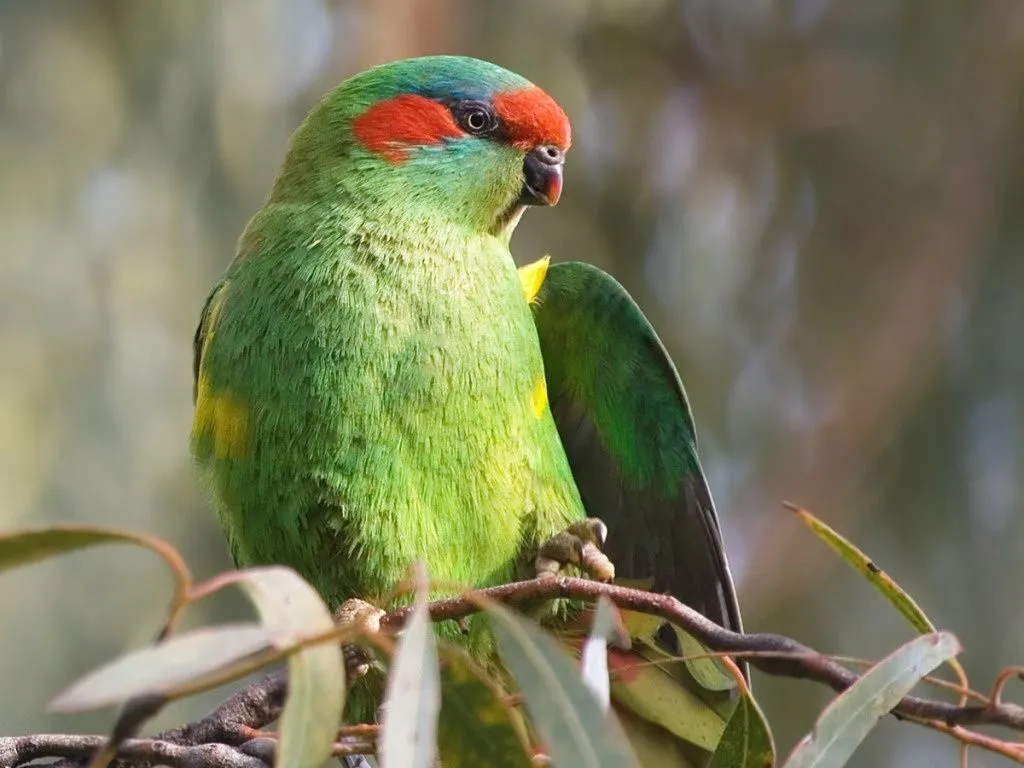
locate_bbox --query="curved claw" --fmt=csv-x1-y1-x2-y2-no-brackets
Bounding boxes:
334,598,385,680
535,517,615,582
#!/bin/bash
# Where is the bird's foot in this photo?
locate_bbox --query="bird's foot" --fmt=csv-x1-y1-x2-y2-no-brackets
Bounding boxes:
333,598,385,680
535,518,615,582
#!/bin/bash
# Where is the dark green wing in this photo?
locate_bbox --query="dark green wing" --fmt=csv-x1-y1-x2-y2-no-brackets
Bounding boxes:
532,261,742,637
192,281,228,404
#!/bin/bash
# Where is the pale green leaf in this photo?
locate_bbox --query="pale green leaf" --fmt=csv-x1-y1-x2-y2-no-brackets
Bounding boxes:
790,505,936,634
50,624,274,712
380,581,440,768
783,632,960,768
437,646,532,768
708,690,775,768
231,567,345,768
674,626,738,694
580,597,618,710
487,601,639,768
605,639,729,752
790,504,969,688
0,525,190,598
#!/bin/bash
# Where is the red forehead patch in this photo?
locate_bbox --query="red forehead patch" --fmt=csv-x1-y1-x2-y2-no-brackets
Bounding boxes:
352,93,463,164
494,86,572,152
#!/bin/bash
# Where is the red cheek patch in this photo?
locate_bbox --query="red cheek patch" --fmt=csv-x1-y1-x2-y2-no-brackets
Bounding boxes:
494,86,572,152
352,93,464,164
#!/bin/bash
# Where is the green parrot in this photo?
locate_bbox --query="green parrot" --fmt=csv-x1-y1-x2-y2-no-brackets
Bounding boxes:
192,55,743,766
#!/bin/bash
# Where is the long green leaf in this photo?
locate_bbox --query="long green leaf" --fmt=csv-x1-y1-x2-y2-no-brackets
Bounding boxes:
789,505,934,634
580,597,619,710
437,647,532,768
380,578,440,768
486,601,639,768
708,691,775,768
0,525,190,603
50,624,275,712
229,567,345,768
606,613,731,751
782,632,960,768
789,504,969,689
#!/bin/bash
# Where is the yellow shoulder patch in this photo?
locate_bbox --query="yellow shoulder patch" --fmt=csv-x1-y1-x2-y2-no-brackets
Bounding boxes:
530,375,549,418
191,283,248,460
518,256,550,305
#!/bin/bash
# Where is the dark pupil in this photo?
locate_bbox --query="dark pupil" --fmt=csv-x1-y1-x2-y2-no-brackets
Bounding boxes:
467,109,487,130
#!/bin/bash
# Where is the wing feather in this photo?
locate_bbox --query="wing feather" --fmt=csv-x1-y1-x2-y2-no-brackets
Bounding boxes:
531,262,743,641
192,281,228,404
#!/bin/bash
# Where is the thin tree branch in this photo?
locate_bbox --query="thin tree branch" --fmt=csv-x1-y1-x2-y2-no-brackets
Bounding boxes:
381,576,1024,729
0,734,266,768
157,669,288,747
4,576,1024,768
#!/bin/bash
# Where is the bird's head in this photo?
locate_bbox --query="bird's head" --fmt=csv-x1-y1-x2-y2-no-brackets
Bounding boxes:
270,56,571,240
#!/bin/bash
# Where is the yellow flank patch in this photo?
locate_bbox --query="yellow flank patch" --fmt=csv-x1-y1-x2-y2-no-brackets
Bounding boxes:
191,281,246,460
193,375,249,460
530,375,548,418
518,255,550,305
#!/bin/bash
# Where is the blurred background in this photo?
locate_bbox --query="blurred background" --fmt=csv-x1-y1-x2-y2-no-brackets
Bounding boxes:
2,0,1022,764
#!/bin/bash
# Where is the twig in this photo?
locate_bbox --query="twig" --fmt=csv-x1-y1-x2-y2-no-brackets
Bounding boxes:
383,576,1024,730
157,669,288,747
4,576,1024,768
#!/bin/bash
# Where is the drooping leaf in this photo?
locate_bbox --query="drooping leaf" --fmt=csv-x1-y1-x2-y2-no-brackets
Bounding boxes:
620,608,734,694
673,626,738,693
486,601,639,768
437,646,532,768
228,567,345,768
708,690,775,768
789,504,969,690
380,576,440,768
562,601,733,756
0,525,190,601
601,639,730,752
50,624,275,712
782,632,960,768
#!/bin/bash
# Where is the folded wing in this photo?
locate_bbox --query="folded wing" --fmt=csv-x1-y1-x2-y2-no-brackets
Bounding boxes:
530,261,742,637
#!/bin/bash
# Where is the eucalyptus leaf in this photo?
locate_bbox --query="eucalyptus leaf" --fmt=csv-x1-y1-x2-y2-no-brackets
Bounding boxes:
580,597,620,711
0,525,190,593
487,601,639,768
380,580,440,768
783,632,960,768
231,567,345,768
790,504,968,687
708,690,775,768
50,624,275,712
437,646,532,767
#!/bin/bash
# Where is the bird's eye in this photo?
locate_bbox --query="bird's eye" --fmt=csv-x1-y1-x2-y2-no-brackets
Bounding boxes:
465,108,488,131
455,102,498,136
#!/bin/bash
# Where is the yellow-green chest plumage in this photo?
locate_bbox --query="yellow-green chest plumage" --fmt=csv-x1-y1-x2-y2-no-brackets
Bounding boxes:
192,203,584,608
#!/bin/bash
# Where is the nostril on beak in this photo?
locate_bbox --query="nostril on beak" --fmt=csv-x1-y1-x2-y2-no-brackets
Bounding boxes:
521,144,566,206
535,144,564,165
